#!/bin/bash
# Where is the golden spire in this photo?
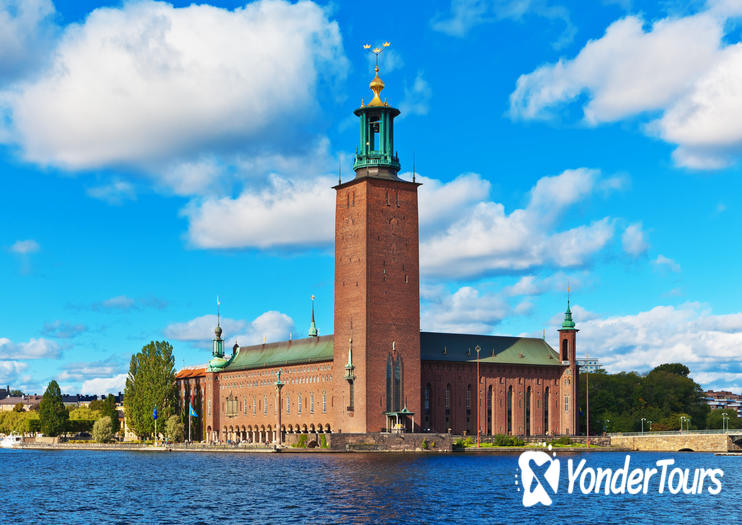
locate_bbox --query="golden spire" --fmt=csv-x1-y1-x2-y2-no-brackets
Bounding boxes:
364,42,390,107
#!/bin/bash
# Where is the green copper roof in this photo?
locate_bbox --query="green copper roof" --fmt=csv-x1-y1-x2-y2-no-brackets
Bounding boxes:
561,302,576,330
420,332,561,366
221,335,333,372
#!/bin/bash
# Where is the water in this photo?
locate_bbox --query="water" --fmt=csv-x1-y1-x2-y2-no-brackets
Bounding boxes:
0,449,740,523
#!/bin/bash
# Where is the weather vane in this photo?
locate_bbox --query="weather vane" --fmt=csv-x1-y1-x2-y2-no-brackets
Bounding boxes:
363,41,390,69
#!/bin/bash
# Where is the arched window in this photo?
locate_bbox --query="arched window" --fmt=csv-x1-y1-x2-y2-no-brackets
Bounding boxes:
507,386,513,435
561,339,568,361
386,355,393,412
544,387,550,434
466,384,472,433
394,357,403,411
445,384,451,431
487,385,493,436
525,387,532,436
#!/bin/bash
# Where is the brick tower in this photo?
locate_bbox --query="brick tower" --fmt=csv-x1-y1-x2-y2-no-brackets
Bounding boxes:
558,299,579,435
333,49,421,433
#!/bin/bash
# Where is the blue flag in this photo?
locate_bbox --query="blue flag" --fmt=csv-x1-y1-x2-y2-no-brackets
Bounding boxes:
153,404,158,420
189,403,198,418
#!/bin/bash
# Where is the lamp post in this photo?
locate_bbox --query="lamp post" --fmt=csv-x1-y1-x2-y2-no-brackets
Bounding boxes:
585,353,590,449
648,420,652,431
474,345,482,448
722,413,730,432
680,416,689,432
641,417,647,434
603,419,610,434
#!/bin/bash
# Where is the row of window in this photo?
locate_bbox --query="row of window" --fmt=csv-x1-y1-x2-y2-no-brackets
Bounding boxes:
224,392,329,417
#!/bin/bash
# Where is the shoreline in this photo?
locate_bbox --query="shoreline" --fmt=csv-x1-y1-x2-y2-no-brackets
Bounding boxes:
9,442,631,454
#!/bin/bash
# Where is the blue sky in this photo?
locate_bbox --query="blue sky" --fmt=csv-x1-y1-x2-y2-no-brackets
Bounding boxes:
2,0,742,395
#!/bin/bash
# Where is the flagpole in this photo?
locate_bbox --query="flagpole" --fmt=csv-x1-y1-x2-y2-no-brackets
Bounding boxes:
189,409,192,443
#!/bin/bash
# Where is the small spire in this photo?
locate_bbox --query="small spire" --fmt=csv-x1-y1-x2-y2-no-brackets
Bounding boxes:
364,42,391,107
214,296,222,339
338,157,342,185
562,288,576,330
412,151,416,183
308,295,318,337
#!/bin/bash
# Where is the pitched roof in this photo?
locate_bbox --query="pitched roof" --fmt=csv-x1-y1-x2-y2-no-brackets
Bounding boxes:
221,335,334,372
420,331,561,367
175,365,207,379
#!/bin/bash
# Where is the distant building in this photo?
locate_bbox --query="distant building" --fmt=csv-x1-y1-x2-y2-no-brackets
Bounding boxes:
705,390,742,417
0,386,9,400
177,62,581,444
0,395,43,412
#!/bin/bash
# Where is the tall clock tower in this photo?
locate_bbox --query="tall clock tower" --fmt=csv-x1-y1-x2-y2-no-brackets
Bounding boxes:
333,57,421,433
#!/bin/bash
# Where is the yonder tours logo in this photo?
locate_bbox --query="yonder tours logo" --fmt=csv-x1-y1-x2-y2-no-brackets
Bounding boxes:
515,446,724,507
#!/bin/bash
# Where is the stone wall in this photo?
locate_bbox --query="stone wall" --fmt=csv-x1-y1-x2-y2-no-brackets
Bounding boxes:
610,433,742,452
327,432,453,452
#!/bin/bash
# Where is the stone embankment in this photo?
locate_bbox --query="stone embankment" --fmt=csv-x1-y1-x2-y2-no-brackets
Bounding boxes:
609,432,742,452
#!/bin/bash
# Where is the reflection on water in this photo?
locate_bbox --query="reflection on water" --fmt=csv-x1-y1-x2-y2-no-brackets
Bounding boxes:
0,450,740,523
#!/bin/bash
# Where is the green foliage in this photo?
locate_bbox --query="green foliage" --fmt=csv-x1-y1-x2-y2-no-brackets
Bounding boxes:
13,402,25,412
39,380,69,437
9,389,24,396
453,436,474,448
66,419,95,434
430,441,437,448
0,411,39,434
707,408,742,429
92,416,114,443
88,399,105,411
492,434,525,446
550,436,572,446
165,415,184,442
123,340,177,439
101,394,120,435
421,437,429,449
180,382,202,441
293,434,308,448
69,406,102,421
579,363,710,433
320,434,328,449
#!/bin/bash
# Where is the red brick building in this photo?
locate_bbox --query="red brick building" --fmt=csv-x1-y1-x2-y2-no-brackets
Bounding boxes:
177,62,579,444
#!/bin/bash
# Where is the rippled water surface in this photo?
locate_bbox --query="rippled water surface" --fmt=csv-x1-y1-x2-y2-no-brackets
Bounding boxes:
0,449,740,523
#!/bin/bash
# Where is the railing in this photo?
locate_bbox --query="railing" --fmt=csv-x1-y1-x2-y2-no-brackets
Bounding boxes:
609,429,741,437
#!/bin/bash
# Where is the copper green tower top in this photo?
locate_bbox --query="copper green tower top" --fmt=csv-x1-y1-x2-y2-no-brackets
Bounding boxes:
353,42,401,179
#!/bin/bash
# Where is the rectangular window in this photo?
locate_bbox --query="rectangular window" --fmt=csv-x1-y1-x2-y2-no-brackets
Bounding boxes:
264,395,267,415
286,397,290,415
208,400,211,416
565,395,569,413
298,394,302,415
322,391,327,414
310,392,314,414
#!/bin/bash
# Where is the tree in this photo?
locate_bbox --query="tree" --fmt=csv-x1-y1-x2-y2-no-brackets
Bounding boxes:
124,340,177,439
707,408,742,429
88,399,105,411
651,363,690,377
13,402,25,412
165,415,184,442
101,394,121,435
92,416,114,443
39,380,69,437
9,389,24,396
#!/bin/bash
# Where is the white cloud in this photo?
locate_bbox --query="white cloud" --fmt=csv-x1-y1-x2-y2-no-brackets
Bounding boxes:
504,271,587,296
421,286,510,333
165,311,294,347
562,302,742,391
0,360,29,384
1,0,346,175
621,222,649,257
57,357,120,383
80,373,127,395
654,254,682,272
100,295,136,310
0,0,56,84
42,321,87,339
0,337,61,359
399,72,432,117
420,168,616,278
10,239,39,254
184,174,336,249
510,6,742,169
86,179,136,205
432,0,575,49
